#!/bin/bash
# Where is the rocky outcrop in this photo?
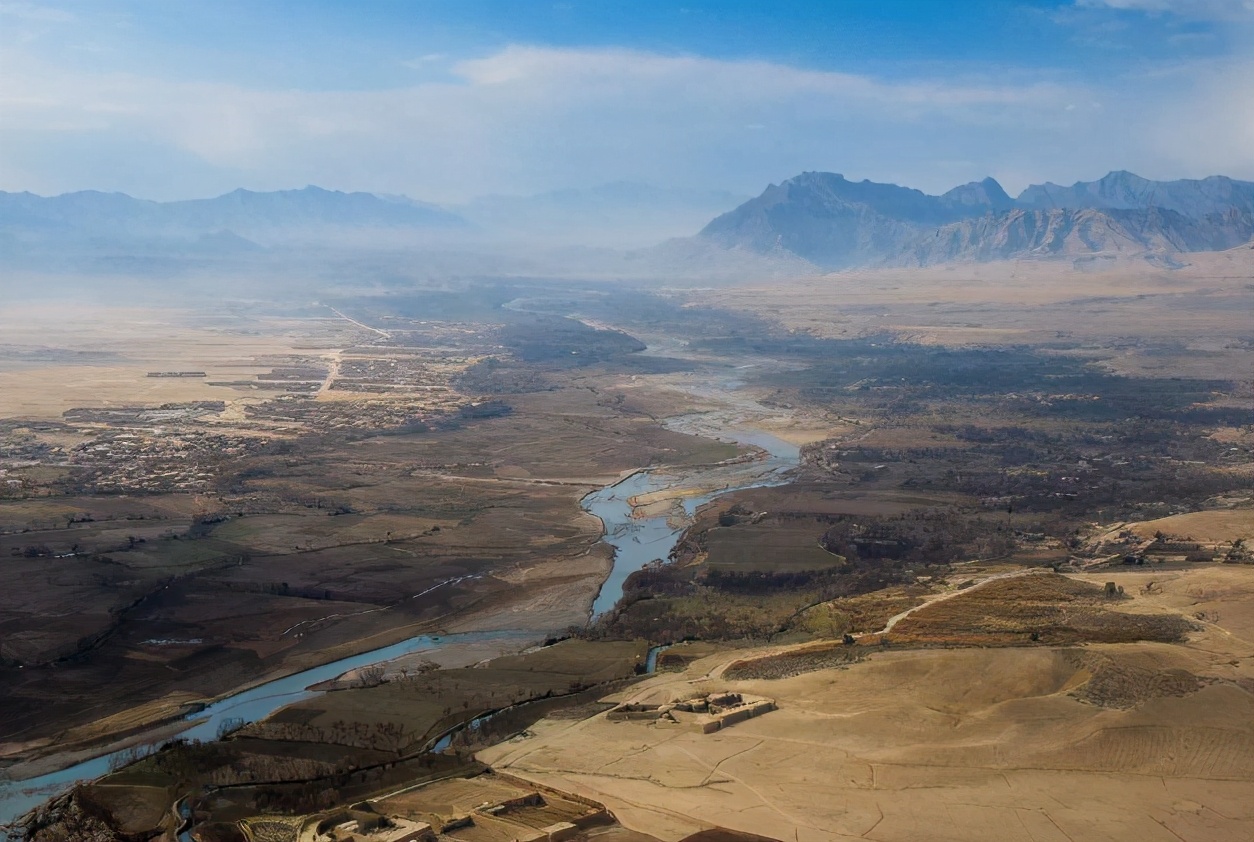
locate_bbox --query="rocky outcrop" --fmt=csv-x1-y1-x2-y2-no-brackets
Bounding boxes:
1016,170,1254,218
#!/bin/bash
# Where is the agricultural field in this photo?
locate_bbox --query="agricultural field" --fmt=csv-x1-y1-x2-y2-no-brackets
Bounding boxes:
6,255,1253,842
0,292,740,774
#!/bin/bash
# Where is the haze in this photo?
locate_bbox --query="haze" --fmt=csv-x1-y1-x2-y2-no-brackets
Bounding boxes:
2,3,1253,842
3,0,1253,207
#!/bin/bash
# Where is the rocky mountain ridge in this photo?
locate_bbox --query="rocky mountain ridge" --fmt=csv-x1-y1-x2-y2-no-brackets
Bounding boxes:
698,171,1254,268
5,173,1253,273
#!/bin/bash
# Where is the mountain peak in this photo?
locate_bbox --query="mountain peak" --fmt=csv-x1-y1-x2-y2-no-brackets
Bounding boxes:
1096,170,1150,187
698,168,1254,268
701,171,1010,268
940,177,1013,212
787,171,845,184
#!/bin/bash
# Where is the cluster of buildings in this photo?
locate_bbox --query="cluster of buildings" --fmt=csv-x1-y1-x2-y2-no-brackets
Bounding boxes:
311,772,611,842
607,691,776,734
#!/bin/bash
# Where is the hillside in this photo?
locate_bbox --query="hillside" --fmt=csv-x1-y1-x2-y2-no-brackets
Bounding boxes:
696,171,1254,268
698,172,1013,268
1017,170,1254,217
900,206,1254,266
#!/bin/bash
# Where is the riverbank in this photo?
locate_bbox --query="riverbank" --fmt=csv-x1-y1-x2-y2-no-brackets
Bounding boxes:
0,417,798,834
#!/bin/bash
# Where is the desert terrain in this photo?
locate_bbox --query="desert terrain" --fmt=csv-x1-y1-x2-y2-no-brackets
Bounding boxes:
483,562,1254,842
3,250,1252,841
6,0,1254,835
0,292,743,770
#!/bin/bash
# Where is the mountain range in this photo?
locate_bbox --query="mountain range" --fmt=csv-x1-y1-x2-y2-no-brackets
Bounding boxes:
0,181,752,259
697,170,1254,268
4,171,1252,272
0,185,463,247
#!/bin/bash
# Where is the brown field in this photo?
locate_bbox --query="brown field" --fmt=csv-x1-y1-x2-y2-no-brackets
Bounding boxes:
702,523,844,573
78,783,174,837
482,567,1254,842
886,572,1195,647
30,638,652,837
266,638,649,754
695,250,1254,341
1123,509,1254,544
0,302,737,768
1071,565,1254,645
795,585,928,638
7,254,1254,840
0,304,354,418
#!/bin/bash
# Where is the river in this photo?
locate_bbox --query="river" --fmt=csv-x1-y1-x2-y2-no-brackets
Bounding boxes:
0,629,520,829
0,421,799,834
583,422,800,619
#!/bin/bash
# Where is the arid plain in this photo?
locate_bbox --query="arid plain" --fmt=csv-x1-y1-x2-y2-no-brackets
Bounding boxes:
475,251,1254,842
2,250,1252,841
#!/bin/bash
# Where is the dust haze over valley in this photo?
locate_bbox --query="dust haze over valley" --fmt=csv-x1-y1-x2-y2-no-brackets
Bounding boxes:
2,2,1254,842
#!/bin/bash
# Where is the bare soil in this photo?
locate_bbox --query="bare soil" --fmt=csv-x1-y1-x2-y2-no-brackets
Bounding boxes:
481,565,1254,842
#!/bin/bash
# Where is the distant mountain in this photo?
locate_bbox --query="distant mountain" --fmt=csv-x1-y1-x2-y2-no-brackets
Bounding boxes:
898,207,1254,266
941,177,1016,214
171,186,465,231
460,181,748,247
698,172,1015,268
1015,171,1254,218
0,186,466,247
696,170,1254,268
8,173,1253,276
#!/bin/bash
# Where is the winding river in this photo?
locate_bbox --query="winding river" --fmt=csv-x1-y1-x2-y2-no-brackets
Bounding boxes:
0,629,523,830
0,422,799,833
583,425,800,618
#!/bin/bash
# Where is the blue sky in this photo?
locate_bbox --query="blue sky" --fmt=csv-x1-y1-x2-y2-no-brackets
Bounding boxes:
2,0,1252,201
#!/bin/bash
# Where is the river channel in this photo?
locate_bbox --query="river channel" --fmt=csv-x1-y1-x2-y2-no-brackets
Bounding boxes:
584,423,800,618
0,422,799,832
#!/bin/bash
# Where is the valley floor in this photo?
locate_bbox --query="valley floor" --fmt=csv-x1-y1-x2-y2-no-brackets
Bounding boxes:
4,254,1253,841
481,564,1254,842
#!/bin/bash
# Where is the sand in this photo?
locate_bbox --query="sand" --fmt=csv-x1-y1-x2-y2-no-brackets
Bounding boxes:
480,565,1254,842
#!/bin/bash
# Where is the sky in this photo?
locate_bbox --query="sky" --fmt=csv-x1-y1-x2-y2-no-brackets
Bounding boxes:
1,0,1252,202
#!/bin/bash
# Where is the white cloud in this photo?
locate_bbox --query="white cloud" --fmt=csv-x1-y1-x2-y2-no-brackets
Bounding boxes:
1077,0,1254,19
0,44,1251,201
